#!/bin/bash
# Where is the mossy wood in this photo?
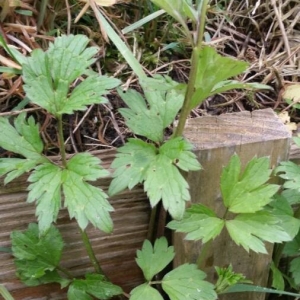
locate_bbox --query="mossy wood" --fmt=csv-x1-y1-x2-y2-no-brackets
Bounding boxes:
174,108,291,300
0,150,150,299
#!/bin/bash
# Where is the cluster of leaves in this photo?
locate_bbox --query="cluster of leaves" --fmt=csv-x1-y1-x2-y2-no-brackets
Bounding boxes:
168,155,300,253
0,34,120,234
131,237,217,300
11,223,123,300
109,77,201,220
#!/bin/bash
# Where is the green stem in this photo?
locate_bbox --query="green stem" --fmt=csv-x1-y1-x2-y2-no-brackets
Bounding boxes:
0,285,14,300
173,0,209,138
80,228,105,276
57,115,104,277
56,265,74,279
57,115,67,168
196,240,213,269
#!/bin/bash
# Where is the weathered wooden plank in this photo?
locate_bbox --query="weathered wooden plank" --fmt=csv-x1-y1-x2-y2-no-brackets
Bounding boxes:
174,108,291,300
0,149,150,299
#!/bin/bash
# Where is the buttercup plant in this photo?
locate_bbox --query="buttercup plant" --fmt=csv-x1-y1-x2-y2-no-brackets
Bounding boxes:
1,1,300,299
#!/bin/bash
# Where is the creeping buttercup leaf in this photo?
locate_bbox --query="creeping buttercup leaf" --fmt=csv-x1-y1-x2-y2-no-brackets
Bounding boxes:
0,158,42,185
167,204,224,242
63,153,113,232
159,137,201,172
27,163,63,233
162,264,217,300
284,229,300,256
276,161,300,192
226,211,291,253
270,262,285,291
144,154,190,220
191,46,249,108
11,224,66,286
130,283,163,300
23,35,120,116
150,0,197,30
68,273,123,300
209,80,272,97
0,114,45,160
109,137,198,220
136,237,175,281
221,155,279,213
267,195,300,240
109,139,157,196
118,85,183,143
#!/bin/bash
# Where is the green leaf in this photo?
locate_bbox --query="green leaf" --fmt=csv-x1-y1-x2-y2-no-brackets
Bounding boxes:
276,161,300,192
22,35,120,116
210,80,272,96
27,163,63,233
68,273,123,300
118,85,183,143
144,154,190,219
167,204,224,242
109,139,157,196
109,137,198,220
222,284,300,297
63,153,113,232
221,155,279,213
289,257,300,286
281,188,300,205
0,114,45,160
270,261,285,290
11,223,65,286
215,264,251,293
0,158,41,185
136,237,175,281
130,283,163,300
267,195,300,240
150,0,197,34
226,211,291,253
159,137,201,172
0,284,14,300
191,47,249,109
283,229,300,256
162,264,217,300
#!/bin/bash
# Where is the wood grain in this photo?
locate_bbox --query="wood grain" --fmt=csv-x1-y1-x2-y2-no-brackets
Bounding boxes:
174,109,291,300
0,149,150,299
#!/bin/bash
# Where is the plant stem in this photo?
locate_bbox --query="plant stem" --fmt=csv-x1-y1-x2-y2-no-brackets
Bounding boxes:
173,0,209,138
196,240,213,269
57,115,67,168
56,265,74,279
80,228,105,276
57,115,104,277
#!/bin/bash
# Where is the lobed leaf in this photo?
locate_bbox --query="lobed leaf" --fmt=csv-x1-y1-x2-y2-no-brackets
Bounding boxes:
226,211,291,253
221,155,279,213
270,262,285,291
27,163,63,233
191,46,249,109
130,283,163,300
0,114,45,160
118,81,184,143
144,154,190,220
109,139,157,196
68,273,123,300
162,264,217,300
136,237,175,281
167,204,224,242
11,224,65,285
23,35,120,116
159,137,201,172
276,161,300,192
63,160,113,232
